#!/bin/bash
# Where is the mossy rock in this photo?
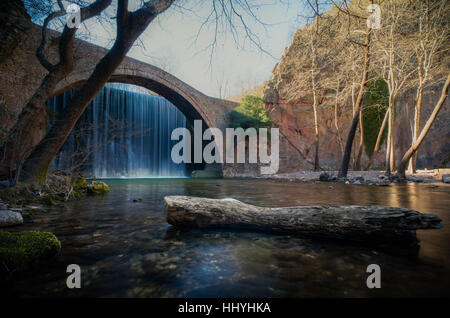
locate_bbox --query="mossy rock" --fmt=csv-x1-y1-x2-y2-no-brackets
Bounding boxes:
87,181,110,194
0,231,61,273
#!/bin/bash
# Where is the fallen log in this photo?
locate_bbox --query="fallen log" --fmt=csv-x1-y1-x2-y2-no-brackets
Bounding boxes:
164,196,442,244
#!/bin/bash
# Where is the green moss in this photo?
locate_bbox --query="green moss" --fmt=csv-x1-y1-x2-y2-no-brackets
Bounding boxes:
87,181,110,194
0,231,61,272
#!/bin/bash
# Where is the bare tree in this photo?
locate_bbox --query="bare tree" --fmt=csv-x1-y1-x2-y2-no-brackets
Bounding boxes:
0,0,112,183
337,0,374,178
373,0,417,176
397,73,450,179
407,0,448,173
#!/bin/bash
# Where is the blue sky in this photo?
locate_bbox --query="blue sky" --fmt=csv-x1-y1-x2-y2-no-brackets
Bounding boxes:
39,1,316,98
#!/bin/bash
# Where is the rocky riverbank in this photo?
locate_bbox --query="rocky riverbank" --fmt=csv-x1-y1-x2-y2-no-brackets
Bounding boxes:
256,169,450,185
0,173,109,278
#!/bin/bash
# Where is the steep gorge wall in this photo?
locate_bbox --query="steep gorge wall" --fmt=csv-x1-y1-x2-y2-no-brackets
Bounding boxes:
265,85,449,172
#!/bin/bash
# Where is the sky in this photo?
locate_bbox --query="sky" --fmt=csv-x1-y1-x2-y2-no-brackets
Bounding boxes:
35,0,316,98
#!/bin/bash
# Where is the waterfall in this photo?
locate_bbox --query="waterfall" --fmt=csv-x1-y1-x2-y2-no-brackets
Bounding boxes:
48,84,187,178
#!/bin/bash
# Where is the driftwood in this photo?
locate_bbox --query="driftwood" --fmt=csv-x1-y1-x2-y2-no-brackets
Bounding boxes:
164,196,442,244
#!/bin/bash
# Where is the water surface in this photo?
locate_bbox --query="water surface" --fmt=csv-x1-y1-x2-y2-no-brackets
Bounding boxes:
3,179,450,297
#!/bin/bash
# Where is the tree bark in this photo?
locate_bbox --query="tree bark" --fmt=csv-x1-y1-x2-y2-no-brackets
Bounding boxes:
310,29,320,171
338,27,371,178
397,73,450,179
365,109,388,170
409,58,424,173
164,196,442,244
334,80,344,156
19,0,175,184
355,108,364,170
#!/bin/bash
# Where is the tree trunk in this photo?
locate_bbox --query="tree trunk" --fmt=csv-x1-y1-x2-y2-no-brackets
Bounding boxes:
310,30,320,171
334,81,344,156
409,62,424,173
338,27,371,178
385,95,396,176
385,111,391,176
20,0,175,184
0,69,67,181
0,0,112,182
397,73,450,179
355,108,364,170
164,196,442,244
365,109,388,170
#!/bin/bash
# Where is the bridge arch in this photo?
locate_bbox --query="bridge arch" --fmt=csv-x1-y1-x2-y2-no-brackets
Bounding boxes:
52,56,237,131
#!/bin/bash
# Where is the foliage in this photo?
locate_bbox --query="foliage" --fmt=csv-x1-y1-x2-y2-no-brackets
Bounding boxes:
362,79,389,157
229,95,272,129
0,230,61,272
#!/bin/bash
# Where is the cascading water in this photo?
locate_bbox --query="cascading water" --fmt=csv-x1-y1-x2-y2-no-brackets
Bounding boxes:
48,84,187,178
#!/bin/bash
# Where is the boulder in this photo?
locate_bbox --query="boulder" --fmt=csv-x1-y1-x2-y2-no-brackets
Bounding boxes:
0,231,61,273
0,210,23,227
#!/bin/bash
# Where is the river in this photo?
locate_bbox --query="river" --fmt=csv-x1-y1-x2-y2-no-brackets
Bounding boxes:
3,179,449,297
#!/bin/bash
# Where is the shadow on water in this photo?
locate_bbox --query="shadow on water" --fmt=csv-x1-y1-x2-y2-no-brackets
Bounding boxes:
2,179,449,297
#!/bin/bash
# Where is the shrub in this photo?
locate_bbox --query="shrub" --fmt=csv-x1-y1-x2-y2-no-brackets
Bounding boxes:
229,95,272,129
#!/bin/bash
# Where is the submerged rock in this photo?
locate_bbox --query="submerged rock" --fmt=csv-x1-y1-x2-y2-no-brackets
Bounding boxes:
0,210,23,227
0,231,61,273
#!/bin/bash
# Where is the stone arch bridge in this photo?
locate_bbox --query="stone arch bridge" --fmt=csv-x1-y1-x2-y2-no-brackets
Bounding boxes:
0,23,264,177
0,23,237,133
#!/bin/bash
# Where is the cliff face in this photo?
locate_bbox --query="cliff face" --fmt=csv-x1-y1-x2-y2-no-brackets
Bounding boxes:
265,85,449,172
263,4,449,173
